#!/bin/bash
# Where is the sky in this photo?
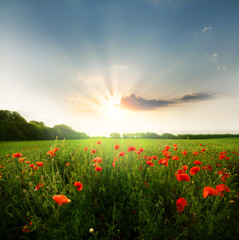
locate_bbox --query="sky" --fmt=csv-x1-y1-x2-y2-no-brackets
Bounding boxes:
0,0,239,137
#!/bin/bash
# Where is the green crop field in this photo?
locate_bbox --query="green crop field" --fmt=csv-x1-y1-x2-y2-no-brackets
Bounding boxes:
0,139,238,240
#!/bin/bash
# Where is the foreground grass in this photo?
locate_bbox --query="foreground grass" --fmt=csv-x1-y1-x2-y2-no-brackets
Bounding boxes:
0,138,238,240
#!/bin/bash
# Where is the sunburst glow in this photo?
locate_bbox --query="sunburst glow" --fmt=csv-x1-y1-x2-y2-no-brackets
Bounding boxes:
101,94,125,119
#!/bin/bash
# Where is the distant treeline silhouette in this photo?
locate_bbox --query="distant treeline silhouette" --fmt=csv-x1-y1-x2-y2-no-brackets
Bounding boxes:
1,110,238,141
0,110,89,141
119,132,239,139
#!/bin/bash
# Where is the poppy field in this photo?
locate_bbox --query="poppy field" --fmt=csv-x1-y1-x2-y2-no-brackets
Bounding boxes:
0,138,238,240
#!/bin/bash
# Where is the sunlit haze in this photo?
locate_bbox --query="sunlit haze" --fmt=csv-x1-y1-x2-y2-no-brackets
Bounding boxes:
0,0,239,136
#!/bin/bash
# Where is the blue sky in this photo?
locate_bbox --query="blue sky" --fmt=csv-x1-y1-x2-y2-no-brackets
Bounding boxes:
0,0,239,136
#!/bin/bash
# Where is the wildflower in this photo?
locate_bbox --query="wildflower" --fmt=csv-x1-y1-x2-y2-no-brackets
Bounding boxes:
216,184,230,197
36,162,44,167
203,186,218,198
54,147,58,152
74,181,83,191
95,166,102,172
182,165,188,171
146,161,154,167
114,144,120,150
12,152,22,158
138,148,144,152
29,164,34,168
172,156,179,160
47,150,55,157
194,160,202,165
19,158,25,163
65,163,70,166
127,146,137,152
89,228,94,233
34,183,43,191
52,194,71,206
84,147,89,151
175,173,190,182
158,158,168,167
182,150,187,156
118,151,125,157
140,166,142,170
96,141,102,144
176,198,188,212
22,222,33,233
91,149,96,154
93,157,102,163
190,166,200,176
112,162,115,167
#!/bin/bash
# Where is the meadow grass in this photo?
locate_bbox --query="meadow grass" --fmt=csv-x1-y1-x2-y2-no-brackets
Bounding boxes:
0,138,238,240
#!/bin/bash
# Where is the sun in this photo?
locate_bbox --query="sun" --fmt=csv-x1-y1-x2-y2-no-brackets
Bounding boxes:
101,94,125,119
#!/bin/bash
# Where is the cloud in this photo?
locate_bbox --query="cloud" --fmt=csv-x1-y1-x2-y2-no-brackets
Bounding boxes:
217,66,227,71
179,92,215,102
78,75,104,83
112,65,129,70
118,92,216,111
211,53,218,62
202,26,212,32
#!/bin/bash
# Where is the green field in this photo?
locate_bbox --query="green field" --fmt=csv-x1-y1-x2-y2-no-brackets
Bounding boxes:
0,139,238,240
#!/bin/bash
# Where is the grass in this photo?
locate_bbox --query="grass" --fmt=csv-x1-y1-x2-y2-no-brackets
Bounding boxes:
0,138,238,240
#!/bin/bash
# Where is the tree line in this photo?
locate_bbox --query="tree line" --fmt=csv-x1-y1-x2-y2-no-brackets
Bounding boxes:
110,132,239,139
0,110,89,141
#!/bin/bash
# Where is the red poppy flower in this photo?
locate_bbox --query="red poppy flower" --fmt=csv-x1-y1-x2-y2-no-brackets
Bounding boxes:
0,165,4,169
176,198,188,212
91,149,96,154
19,158,25,163
182,150,187,156
175,173,190,182
52,194,71,206
47,150,55,157
182,165,188,171
84,147,89,151
95,166,102,172
146,161,154,167
118,151,125,157
34,183,44,191
203,186,218,198
29,164,34,168
22,222,33,233
93,157,102,163
172,156,179,160
190,166,200,175
158,158,168,167
194,160,202,165
113,157,118,162
12,152,22,158
36,162,44,167
96,141,102,144
114,144,120,150
127,146,137,152
216,184,230,197
173,144,177,147
74,181,83,191
140,166,142,170
112,162,115,167
65,163,70,166
54,147,58,152
219,155,226,160
138,148,144,152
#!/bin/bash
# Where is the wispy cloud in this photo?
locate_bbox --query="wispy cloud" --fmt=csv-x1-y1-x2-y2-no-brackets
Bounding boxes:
217,66,227,71
202,26,212,32
118,92,216,111
211,53,218,62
